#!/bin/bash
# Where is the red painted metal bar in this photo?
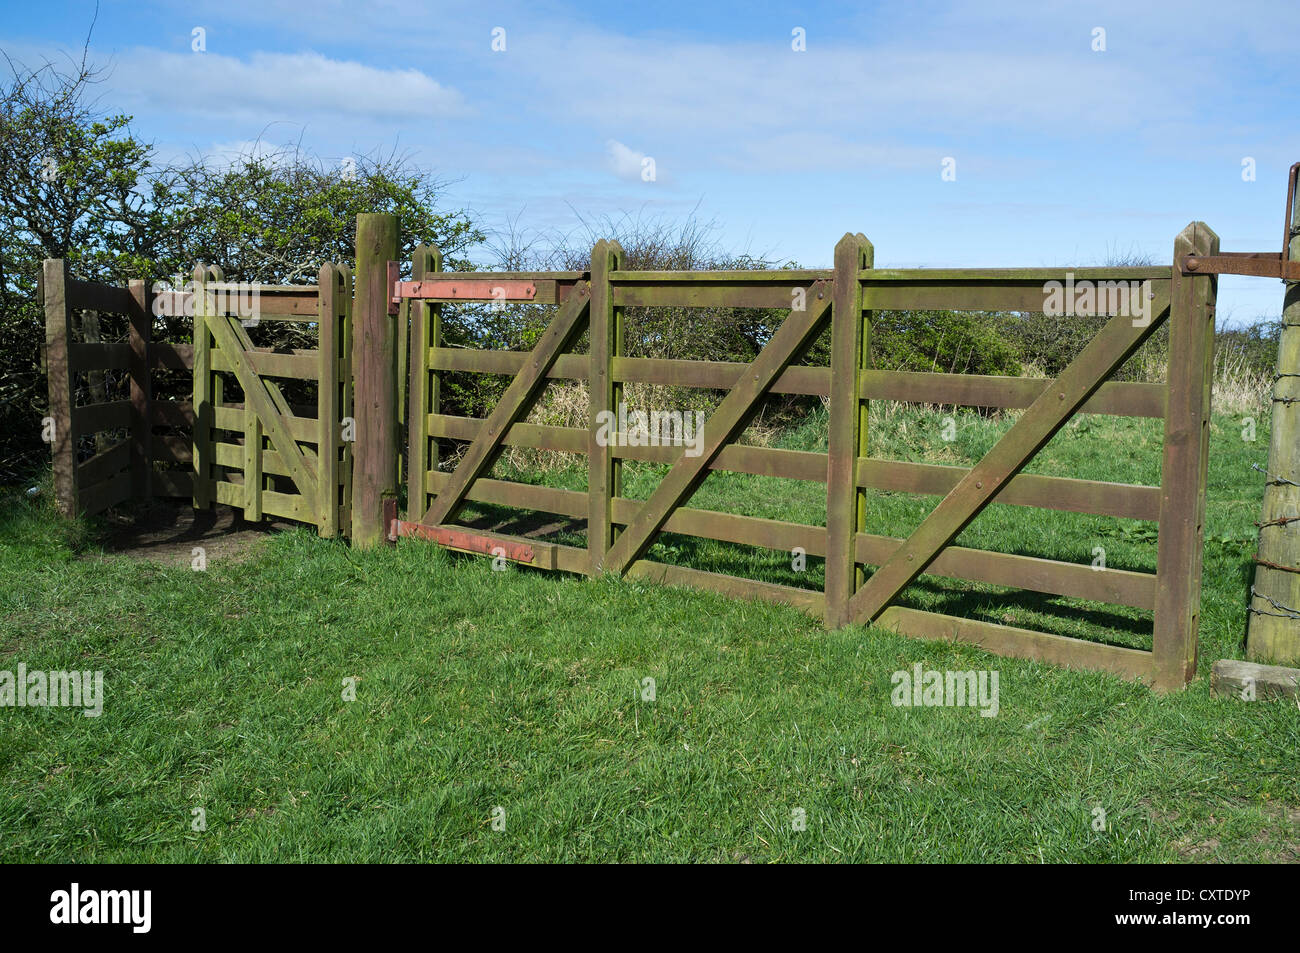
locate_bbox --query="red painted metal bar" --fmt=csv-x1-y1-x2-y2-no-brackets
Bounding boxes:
389,518,537,563
390,273,538,313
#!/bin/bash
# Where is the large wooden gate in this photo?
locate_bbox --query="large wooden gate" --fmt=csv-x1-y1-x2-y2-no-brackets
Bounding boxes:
395,223,1220,692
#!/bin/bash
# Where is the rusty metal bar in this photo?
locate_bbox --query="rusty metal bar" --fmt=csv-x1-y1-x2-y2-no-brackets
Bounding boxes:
390,272,538,312
1180,253,1300,281
388,519,559,570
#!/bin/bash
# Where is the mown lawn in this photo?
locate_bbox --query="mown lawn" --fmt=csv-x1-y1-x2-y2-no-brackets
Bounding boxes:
0,406,1296,862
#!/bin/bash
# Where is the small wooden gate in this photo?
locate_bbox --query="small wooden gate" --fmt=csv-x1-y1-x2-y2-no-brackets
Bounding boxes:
190,264,354,535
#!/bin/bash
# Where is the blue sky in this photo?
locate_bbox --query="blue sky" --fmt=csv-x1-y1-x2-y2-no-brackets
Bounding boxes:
4,0,1298,325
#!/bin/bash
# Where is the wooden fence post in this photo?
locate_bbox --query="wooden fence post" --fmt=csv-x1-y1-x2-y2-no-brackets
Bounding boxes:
42,259,77,516
351,213,400,548
128,278,153,501
588,239,624,574
1248,189,1300,663
825,233,873,628
406,245,442,522
1153,222,1219,690
192,265,214,510
317,263,341,537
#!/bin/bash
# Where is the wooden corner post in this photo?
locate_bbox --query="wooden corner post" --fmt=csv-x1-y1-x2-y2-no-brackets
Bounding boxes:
1248,187,1300,663
191,264,215,511
42,259,77,516
1153,221,1220,691
588,239,624,574
351,213,400,548
825,233,873,628
406,244,442,522
128,278,154,501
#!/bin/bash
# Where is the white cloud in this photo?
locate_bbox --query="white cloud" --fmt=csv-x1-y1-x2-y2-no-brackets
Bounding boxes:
606,139,649,181
108,49,468,123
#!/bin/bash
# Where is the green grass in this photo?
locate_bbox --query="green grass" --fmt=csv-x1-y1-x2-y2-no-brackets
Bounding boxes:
0,406,1296,862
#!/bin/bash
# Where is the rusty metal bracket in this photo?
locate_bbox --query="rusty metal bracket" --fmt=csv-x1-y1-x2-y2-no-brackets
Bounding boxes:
388,519,558,569
389,265,538,313
1180,253,1300,281
1285,161,1299,253
1177,164,1300,281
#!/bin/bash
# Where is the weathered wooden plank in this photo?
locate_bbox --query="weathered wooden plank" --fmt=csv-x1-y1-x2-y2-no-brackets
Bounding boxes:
213,480,314,522
860,278,1169,314
860,371,1167,417
611,283,822,309
152,469,193,498
858,458,1162,520
77,469,132,516
428,347,589,381
856,534,1156,609
153,434,191,464
151,399,194,427
406,246,441,521
421,285,592,526
1153,223,1219,691
613,357,829,396
241,403,261,522
1210,659,1300,700
589,239,623,573
875,606,1155,682
149,342,193,369
849,281,1172,624
425,470,587,519
65,278,134,315
213,404,318,442
68,342,130,371
210,349,319,380
626,560,824,616
600,288,832,573
428,413,827,480
70,400,132,435
317,262,343,537
76,440,131,488
826,234,873,627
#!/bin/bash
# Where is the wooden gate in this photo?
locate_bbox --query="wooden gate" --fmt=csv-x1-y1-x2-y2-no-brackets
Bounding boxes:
395,223,1219,692
190,264,354,536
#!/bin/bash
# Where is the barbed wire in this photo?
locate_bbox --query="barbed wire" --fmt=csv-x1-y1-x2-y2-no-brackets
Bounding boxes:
1249,587,1300,621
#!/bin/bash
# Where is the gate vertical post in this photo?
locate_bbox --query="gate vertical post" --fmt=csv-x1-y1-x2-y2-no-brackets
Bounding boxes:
128,278,153,501
1248,179,1300,663
1153,222,1219,690
192,264,214,511
317,263,340,537
351,213,400,548
588,239,624,574
42,259,77,517
406,245,442,522
825,233,873,628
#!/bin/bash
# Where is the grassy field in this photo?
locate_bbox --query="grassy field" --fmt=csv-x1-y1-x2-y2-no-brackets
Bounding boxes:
1,405,1297,863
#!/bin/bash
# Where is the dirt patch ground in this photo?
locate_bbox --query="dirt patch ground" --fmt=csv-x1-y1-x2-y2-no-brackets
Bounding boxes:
85,501,293,567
